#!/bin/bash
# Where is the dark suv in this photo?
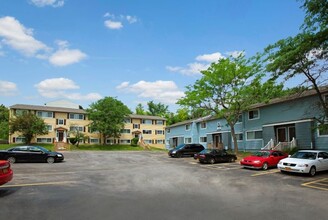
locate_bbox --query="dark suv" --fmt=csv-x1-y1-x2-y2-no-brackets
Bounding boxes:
168,144,205,158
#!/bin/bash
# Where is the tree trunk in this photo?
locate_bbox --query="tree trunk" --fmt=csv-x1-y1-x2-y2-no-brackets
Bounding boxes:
230,124,239,154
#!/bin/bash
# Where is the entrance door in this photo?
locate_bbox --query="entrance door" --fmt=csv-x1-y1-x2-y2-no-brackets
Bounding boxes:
288,126,296,141
58,131,64,142
277,128,286,142
213,134,223,149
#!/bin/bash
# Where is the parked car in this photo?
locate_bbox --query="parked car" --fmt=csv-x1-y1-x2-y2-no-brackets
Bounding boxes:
198,149,237,164
168,144,205,158
278,150,328,177
240,150,288,170
0,160,13,186
0,146,64,164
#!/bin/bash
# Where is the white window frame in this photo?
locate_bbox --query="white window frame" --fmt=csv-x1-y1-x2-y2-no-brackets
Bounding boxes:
69,113,84,120
156,139,164,144
144,139,152,144
156,120,164,125
70,126,84,132
15,137,26,143
248,109,260,120
37,111,53,118
234,133,244,141
200,122,207,129
36,138,52,143
155,130,164,135
90,138,100,144
46,124,53,131
199,136,207,143
121,129,131,134
184,137,192,144
142,119,152,124
57,119,65,125
120,139,131,144
246,130,263,140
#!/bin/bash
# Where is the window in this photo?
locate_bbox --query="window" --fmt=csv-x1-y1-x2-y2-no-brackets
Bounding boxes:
70,126,84,132
237,115,243,123
124,118,131,123
15,137,26,143
200,122,207,129
156,140,164,144
121,129,131,134
144,140,152,144
155,130,164,135
120,139,131,144
185,137,192,144
133,124,140,129
143,130,152,134
69,113,84,120
235,133,243,141
246,130,263,140
185,124,191,131
167,128,170,133
46,125,53,131
106,139,115,144
57,119,65,125
156,120,164,125
217,122,222,130
90,138,100,144
15,109,28,116
36,138,52,143
37,111,53,118
142,119,152,124
318,124,328,136
248,109,259,120
200,136,207,143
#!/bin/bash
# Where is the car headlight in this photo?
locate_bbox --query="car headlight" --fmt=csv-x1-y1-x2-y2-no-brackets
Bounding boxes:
253,160,261,163
172,151,176,154
57,154,63,157
278,161,282,165
297,164,308,167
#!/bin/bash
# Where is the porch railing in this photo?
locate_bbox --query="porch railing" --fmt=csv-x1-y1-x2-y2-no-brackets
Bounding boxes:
261,139,275,150
272,138,297,151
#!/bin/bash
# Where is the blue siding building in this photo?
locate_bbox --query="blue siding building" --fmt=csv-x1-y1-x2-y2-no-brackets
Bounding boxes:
165,88,328,151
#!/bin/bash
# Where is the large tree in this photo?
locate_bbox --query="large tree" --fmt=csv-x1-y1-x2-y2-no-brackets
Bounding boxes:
87,97,132,144
264,0,328,123
147,101,169,117
0,105,9,141
178,55,284,153
9,112,48,144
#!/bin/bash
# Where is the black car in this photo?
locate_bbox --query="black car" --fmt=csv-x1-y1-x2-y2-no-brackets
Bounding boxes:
168,144,205,158
0,146,64,164
198,149,237,164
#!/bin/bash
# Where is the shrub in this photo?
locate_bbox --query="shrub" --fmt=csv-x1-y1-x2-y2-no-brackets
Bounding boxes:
131,137,139,146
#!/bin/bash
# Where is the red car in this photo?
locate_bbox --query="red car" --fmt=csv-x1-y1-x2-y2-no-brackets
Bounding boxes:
0,160,13,186
240,150,288,170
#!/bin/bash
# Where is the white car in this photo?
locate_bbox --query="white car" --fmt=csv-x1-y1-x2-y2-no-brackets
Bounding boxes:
277,150,328,177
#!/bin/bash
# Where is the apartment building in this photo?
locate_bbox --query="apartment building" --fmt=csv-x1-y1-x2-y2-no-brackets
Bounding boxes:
9,101,166,148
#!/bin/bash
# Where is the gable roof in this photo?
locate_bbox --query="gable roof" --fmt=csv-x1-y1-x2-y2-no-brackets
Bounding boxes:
10,104,86,114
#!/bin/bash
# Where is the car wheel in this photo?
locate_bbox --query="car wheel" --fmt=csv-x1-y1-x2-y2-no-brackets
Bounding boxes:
209,158,215,164
309,166,316,177
262,162,268,170
46,157,55,164
7,156,16,164
230,157,236,163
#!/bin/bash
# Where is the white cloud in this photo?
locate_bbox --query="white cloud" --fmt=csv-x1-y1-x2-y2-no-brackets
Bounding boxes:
166,62,210,76
49,48,87,66
30,0,64,7
116,80,184,104
0,16,49,57
104,20,123,30
196,52,224,63
35,78,102,101
104,13,138,30
0,80,18,96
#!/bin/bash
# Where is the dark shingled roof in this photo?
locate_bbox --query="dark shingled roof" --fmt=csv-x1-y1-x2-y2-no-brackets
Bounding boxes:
10,104,86,114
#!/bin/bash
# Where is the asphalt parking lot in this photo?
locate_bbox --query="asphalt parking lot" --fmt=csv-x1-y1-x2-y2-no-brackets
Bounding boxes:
1,151,328,220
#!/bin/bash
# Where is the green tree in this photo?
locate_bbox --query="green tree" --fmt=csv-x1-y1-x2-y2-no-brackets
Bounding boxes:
264,0,328,122
147,101,169,117
9,112,48,144
178,55,284,153
87,97,132,144
0,105,9,141
135,103,146,115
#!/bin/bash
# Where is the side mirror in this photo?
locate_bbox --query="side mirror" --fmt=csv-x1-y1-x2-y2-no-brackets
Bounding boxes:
288,155,291,158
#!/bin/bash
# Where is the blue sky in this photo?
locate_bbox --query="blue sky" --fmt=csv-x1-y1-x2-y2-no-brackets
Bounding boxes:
0,0,306,112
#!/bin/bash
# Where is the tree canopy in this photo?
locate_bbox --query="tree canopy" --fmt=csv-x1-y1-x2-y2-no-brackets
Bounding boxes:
9,112,48,144
178,54,284,153
0,105,9,141
87,97,132,144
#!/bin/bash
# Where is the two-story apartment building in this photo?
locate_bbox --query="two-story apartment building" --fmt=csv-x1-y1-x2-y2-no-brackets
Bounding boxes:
9,101,166,149
166,87,328,151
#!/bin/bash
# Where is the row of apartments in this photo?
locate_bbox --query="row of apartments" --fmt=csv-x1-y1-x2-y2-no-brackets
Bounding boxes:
9,101,166,149
165,88,328,151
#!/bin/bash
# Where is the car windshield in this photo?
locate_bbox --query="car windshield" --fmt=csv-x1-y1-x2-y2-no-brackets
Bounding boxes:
291,152,317,160
252,151,270,157
199,149,213,154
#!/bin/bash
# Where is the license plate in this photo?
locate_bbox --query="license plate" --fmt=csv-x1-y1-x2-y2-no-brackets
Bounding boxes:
284,167,291,171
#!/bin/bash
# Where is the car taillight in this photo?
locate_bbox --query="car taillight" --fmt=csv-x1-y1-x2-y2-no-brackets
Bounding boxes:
199,155,205,158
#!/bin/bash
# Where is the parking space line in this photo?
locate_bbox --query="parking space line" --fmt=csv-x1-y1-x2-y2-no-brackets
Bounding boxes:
251,170,280,177
301,178,328,191
0,181,76,188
